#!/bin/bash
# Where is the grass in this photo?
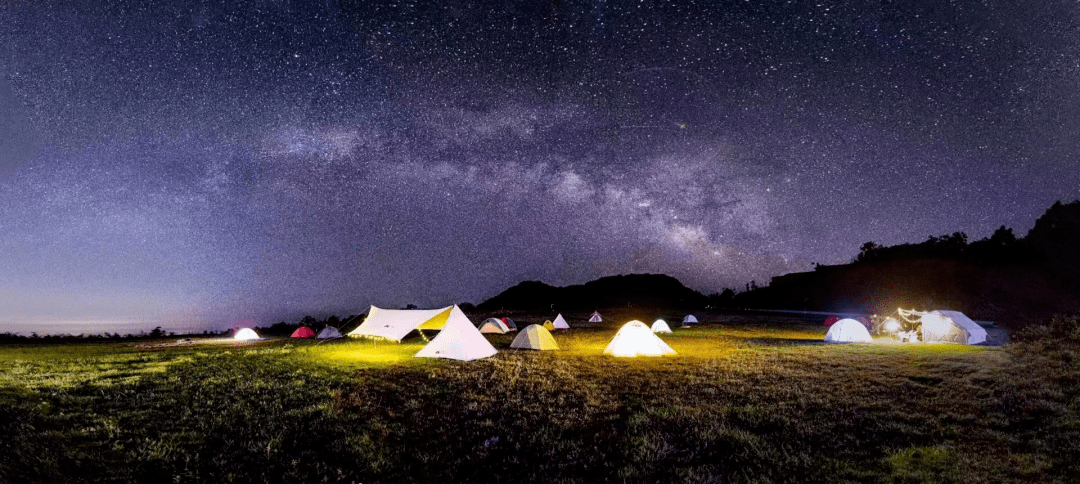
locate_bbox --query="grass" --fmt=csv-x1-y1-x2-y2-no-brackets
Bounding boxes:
1,314,1078,483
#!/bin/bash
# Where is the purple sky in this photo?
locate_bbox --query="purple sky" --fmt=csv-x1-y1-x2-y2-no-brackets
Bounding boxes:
2,0,1079,333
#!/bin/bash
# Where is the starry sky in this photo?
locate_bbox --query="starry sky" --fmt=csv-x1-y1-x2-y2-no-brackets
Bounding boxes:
2,0,1079,333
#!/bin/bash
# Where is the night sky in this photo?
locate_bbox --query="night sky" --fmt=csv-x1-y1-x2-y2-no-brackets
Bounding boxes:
2,0,1079,333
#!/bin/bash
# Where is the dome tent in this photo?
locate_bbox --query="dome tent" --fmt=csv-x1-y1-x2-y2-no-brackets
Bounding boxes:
651,319,672,334
234,328,261,341
510,324,560,350
290,327,315,338
604,321,676,357
479,318,511,334
824,318,873,343
316,326,342,339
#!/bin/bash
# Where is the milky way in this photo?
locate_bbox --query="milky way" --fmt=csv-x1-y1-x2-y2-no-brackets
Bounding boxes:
2,1,1079,332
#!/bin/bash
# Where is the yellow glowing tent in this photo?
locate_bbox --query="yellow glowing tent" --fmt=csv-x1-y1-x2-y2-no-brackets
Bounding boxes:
510,324,560,350
603,320,676,357
542,320,555,331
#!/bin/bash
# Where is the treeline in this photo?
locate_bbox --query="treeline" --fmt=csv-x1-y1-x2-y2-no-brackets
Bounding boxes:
0,327,217,342
256,314,361,337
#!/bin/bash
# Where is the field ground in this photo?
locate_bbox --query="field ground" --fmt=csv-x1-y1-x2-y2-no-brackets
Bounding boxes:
2,312,1078,483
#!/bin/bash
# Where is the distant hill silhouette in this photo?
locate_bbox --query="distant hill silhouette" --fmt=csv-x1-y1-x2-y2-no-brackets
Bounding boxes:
731,200,1080,328
477,274,708,311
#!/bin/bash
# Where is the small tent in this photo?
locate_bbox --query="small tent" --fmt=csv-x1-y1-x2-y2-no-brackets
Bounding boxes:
234,328,262,341
500,317,518,331
316,326,342,339
542,320,555,331
682,314,698,324
651,319,673,334
823,316,839,327
589,312,602,323
604,321,677,357
290,327,315,338
349,305,497,361
824,318,873,343
552,313,570,330
479,318,511,334
510,324,560,350
922,310,988,345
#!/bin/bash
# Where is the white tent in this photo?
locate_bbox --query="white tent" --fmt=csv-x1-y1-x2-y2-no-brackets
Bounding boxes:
604,321,677,357
682,314,698,324
510,324,560,350
479,318,511,334
589,311,602,323
233,328,262,341
552,313,570,330
316,326,342,339
414,307,499,361
349,305,497,361
824,318,873,343
651,319,672,334
923,310,988,345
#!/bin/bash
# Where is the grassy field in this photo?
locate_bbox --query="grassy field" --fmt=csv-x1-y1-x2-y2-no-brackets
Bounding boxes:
1,312,1078,483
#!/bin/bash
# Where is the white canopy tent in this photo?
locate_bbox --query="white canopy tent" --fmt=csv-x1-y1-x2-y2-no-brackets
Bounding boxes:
349,305,497,361
899,309,987,345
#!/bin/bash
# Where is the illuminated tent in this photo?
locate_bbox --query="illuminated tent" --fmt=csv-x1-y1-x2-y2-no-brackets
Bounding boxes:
542,320,555,331
604,320,677,357
500,317,518,331
682,314,698,324
316,326,342,339
918,310,987,345
233,328,262,341
479,318,511,334
349,305,497,361
290,327,315,338
589,312,602,323
552,313,570,330
824,318,873,343
651,319,672,334
510,324,560,350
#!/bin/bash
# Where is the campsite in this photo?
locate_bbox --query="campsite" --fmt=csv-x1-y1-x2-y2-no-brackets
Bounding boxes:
3,310,1079,483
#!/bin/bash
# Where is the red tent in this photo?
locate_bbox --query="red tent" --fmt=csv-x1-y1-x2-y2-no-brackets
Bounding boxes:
290,327,315,338
824,316,839,327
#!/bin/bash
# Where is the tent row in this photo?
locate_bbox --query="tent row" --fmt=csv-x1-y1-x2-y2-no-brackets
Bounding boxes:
824,309,987,345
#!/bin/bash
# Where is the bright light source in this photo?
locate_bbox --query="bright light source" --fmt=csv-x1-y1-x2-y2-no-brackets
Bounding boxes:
604,321,677,357
233,328,261,341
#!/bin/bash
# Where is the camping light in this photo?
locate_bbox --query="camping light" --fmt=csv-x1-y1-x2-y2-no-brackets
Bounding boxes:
882,317,901,334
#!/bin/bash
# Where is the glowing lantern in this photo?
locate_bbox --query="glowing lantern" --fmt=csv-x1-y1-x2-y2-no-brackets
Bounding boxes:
603,321,677,357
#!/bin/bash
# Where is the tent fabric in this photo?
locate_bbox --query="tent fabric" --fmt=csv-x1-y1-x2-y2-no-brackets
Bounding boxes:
552,314,570,330
682,315,698,324
589,312,602,323
479,318,511,334
348,305,497,361
823,316,839,327
925,310,988,345
542,320,555,331
348,306,453,341
234,328,261,341
316,326,342,339
500,317,518,331
290,327,315,338
651,319,673,333
510,324,560,350
824,318,873,343
604,321,677,357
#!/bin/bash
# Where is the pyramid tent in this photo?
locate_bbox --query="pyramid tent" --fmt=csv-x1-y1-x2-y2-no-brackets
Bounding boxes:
316,326,342,339
349,305,497,361
234,328,261,341
479,318,511,334
604,321,677,357
413,306,498,361
824,318,873,343
510,324,560,350
290,326,315,338
500,317,518,331
552,313,570,330
589,312,602,323
542,320,555,331
922,310,988,345
682,314,698,324
651,319,673,333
